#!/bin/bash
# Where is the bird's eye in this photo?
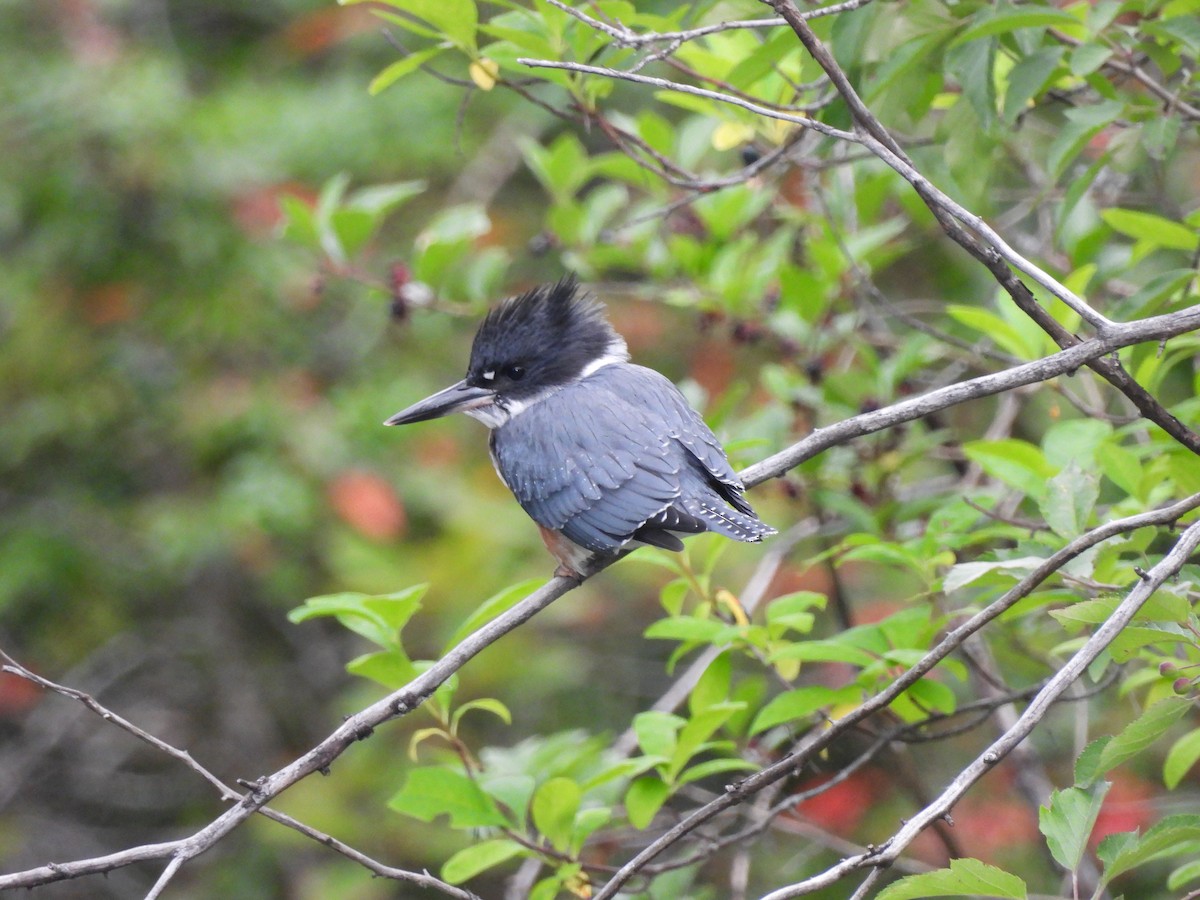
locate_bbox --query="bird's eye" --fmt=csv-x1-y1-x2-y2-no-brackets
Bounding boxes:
504,364,526,381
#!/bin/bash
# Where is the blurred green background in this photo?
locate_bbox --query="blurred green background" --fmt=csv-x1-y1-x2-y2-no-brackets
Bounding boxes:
0,2,784,895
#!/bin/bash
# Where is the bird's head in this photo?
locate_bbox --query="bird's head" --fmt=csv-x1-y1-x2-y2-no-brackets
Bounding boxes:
384,275,629,429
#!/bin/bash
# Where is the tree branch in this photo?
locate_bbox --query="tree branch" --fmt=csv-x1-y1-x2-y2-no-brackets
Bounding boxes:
741,305,1200,486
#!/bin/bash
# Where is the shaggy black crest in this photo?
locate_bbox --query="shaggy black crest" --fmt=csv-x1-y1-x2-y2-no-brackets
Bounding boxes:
466,276,624,397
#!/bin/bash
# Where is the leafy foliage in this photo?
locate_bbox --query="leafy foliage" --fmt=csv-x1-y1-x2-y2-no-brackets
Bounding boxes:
3,0,1199,897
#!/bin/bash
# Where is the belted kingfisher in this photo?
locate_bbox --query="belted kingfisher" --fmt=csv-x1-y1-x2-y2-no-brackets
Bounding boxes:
384,277,776,577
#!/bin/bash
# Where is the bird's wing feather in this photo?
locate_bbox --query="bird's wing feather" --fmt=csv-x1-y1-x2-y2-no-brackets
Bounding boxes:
491,374,686,552
491,364,765,553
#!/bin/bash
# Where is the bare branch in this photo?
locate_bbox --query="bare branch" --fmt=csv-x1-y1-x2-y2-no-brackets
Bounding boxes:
0,651,484,899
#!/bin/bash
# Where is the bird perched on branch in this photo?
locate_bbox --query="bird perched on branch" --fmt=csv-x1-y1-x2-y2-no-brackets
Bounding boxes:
384,276,776,577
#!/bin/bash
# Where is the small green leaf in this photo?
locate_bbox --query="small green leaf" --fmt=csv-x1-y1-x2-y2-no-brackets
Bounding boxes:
906,678,956,716
369,47,445,94
1098,814,1200,885
750,686,846,735
347,649,417,689
1101,208,1200,252
677,757,759,785
1047,100,1123,181
625,776,669,829
532,777,581,852
1075,736,1112,787
388,767,508,828
571,806,611,852
1098,697,1192,776
1097,443,1143,497
633,711,684,758
1002,47,1064,123
277,193,319,247
378,0,477,51
875,857,1027,899
1040,461,1099,537
953,6,1080,46
962,439,1055,499
451,698,512,732
943,557,1044,594
644,616,727,643
1069,42,1111,76
769,639,877,667
441,838,525,884
1040,784,1109,871
689,651,731,714
1164,727,1200,789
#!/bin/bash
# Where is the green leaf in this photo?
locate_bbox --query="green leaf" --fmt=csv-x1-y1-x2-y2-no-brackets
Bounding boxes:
278,193,319,248
633,711,684,758
365,585,428,630
750,686,848,735
1047,100,1123,181
962,439,1056,499
532,777,581,852
677,756,759,786
346,649,417,688
943,557,1044,594
953,6,1080,46
377,0,478,51
1164,728,1200,789
689,651,731,715
369,47,445,94
1169,857,1200,890
670,702,744,779
1098,814,1200,885
1040,461,1099,538
644,616,728,643
1075,736,1112,787
1097,442,1143,497
769,639,877,667
1040,784,1109,871
441,838,525,884
906,678,957,715
388,767,508,828
1069,42,1112,76
451,697,512,732
1098,697,1192,776
349,180,426,216
875,857,1027,899
1101,208,1200,252
625,776,669,829
289,588,425,649
1001,49,1064,123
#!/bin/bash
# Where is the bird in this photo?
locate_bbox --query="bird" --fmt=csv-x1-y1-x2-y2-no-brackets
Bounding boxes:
384,276,776,578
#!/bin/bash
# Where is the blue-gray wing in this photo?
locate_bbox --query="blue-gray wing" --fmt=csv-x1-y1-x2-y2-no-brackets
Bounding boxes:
490,365,760,553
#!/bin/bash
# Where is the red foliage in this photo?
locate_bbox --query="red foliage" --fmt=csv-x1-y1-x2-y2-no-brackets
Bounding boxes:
328,470,406,541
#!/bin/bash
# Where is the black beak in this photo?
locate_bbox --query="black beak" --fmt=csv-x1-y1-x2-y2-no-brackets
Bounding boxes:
383,380,496,426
